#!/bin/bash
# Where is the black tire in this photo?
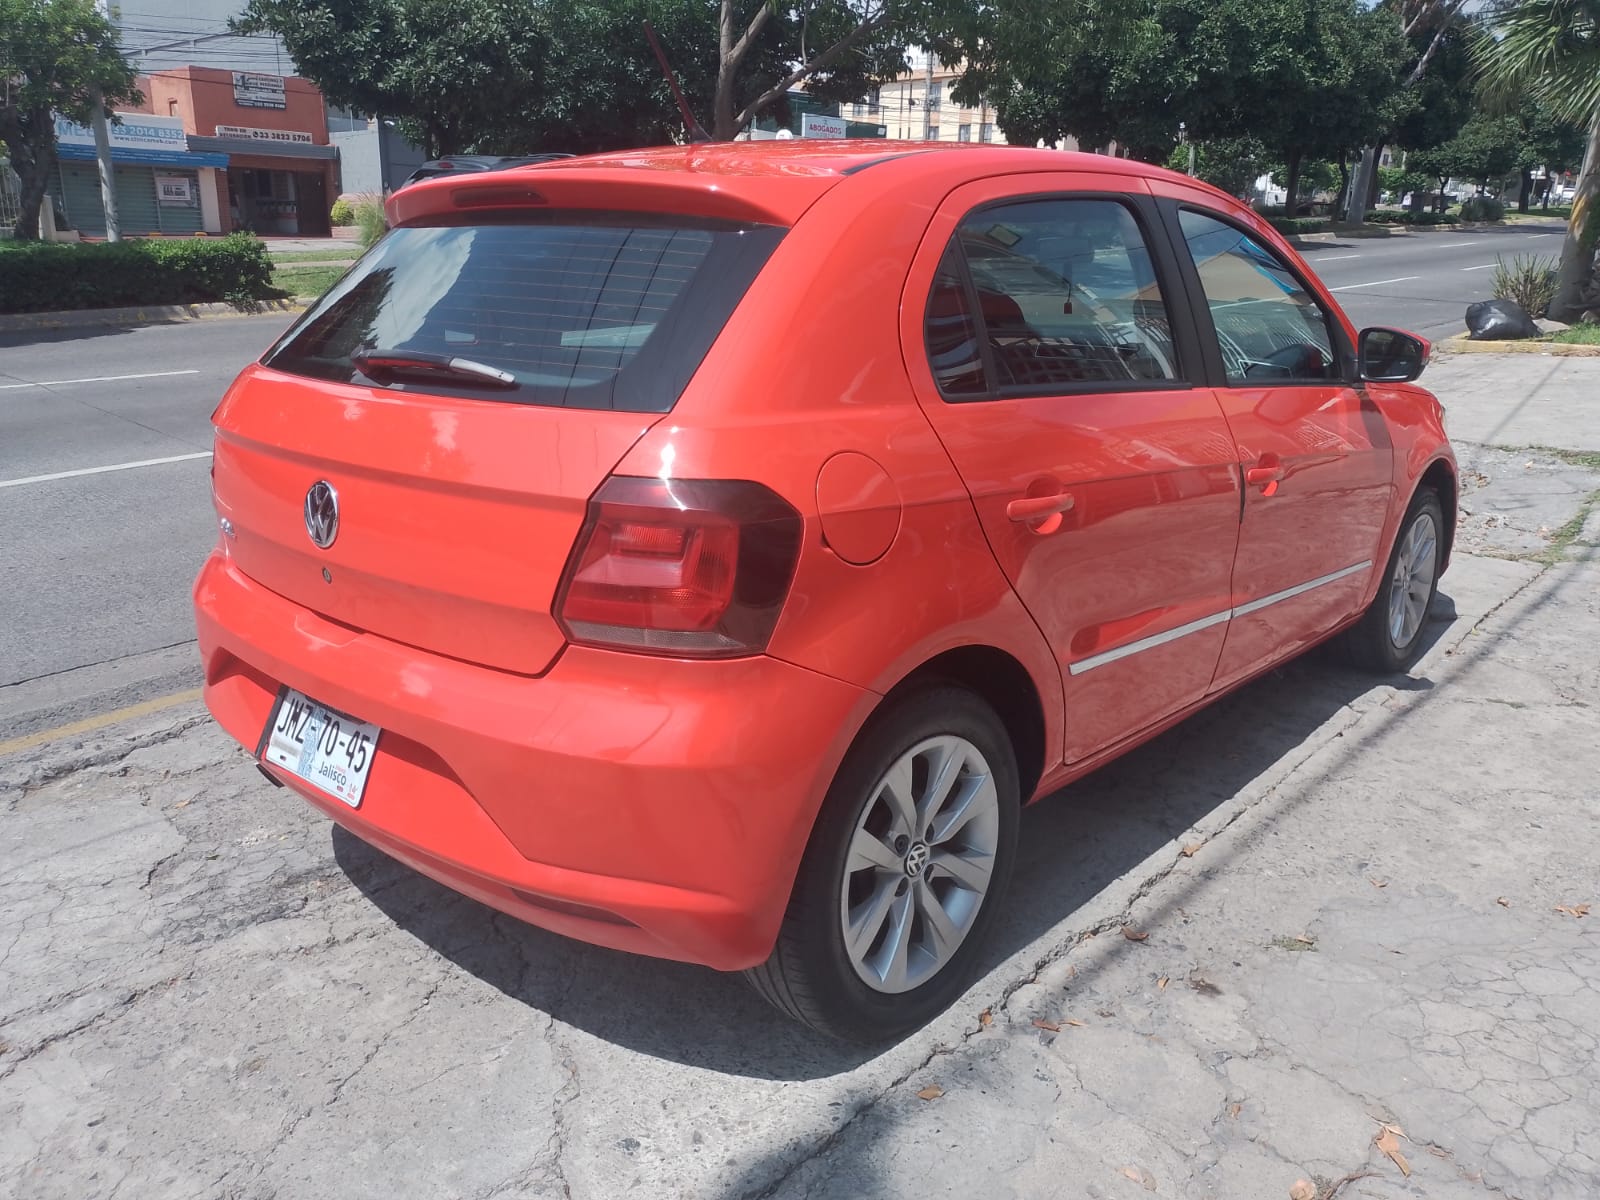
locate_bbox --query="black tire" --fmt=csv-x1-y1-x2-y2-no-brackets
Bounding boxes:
745,685,1020,1042
1336,488,1446,673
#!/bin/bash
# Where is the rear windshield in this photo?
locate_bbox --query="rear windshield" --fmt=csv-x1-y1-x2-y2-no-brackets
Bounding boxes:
264,212,785,411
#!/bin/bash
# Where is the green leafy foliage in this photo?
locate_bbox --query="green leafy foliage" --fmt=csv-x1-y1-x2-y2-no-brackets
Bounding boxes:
0,0,141,239
0,234,278,312
1266,217,1332,235
352,196,387,248
1472,0,1600,319
982,0,1406,207
1164,137,1274,199
328,198,356,225
233,1,980,151
1492,252,1559,316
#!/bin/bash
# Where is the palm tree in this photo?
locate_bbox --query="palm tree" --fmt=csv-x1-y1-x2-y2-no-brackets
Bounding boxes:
1475,0,1600,320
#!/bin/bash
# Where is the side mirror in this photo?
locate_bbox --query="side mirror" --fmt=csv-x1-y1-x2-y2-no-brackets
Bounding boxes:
1359,327,1430,383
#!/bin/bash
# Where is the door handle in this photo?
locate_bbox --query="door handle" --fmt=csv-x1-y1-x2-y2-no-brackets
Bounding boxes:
1006,493,1076,522
1245,465,1284,485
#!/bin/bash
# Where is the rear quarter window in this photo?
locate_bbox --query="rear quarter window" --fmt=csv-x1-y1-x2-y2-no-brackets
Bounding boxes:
264,212,784,411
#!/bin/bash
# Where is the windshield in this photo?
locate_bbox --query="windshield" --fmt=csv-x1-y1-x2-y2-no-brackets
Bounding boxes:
264,213,785,411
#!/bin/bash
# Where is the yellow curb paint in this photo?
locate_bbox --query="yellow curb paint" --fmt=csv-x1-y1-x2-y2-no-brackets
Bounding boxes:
0,688,204,758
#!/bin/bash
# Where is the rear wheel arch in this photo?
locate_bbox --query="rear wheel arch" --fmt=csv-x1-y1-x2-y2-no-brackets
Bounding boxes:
881,645,1047,803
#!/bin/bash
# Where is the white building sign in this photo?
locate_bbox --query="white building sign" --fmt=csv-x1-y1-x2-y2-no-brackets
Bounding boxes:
54,112,187,153
155,174,195,204
214,125,314,145
800,113,848,139
232,72,287,110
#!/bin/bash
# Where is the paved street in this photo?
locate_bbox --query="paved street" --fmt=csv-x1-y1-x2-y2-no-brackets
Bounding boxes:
1299,222,1571,337
1,299,1598,1197
0,315,294,742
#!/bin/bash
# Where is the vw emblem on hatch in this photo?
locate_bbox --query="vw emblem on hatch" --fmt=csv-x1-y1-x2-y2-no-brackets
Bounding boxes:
304,480,340,549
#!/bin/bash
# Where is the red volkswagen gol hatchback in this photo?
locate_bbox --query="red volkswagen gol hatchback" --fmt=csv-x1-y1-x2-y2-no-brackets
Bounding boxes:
194,142,1454,1040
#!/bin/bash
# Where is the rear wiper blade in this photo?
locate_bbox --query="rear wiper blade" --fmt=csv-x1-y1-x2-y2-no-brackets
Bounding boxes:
351,348,518,389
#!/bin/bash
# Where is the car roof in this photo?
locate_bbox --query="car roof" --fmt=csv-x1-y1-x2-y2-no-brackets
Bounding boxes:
387,140,1234,229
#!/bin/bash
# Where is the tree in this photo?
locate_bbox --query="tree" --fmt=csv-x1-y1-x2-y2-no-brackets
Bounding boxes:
1475,0,1600,319
1344,1,1474,220
233,0,555,157
1448,111,1522,190
0,0,139,239
708,1,947,141
1512,100,1586,210
976,0,1404,209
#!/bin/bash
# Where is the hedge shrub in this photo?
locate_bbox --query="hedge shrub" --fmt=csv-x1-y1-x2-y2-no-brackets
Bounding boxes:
1364,210,1462,226
1267,217,1331,236
329,197,356,225
1459,195,1506,222
0,233,278,313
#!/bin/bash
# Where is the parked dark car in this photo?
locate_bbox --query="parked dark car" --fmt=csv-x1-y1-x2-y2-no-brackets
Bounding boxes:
398,153,574,188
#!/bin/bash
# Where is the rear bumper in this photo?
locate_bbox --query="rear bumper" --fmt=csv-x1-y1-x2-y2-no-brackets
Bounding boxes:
193,552,872,969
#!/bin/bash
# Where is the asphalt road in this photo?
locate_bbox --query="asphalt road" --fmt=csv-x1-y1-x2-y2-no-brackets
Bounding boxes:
0,314,294,741
1296,219,1570,336
0,220,1574,741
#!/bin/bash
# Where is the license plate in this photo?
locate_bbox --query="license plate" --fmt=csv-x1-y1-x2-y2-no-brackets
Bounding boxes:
260,688,381,809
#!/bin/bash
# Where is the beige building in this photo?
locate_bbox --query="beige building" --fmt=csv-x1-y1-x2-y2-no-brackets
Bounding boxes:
843,59,997,143
843,56,1095,151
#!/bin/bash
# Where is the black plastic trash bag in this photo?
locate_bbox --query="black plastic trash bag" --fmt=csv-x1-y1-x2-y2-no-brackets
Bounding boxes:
1466,299,1541,341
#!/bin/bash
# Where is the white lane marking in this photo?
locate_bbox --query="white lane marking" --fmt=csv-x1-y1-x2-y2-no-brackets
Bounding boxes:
1317,253,1363,261
1437,241,1483,248
0,369,200,391
1331,276,1420,291
1529,232,1561,237
0,451,212,489
1461,263,1499,271
1069,560,1373,675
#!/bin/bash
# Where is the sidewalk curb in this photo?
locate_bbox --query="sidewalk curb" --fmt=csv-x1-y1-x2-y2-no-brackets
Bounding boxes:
1437,334,1600,358
0,298,305,334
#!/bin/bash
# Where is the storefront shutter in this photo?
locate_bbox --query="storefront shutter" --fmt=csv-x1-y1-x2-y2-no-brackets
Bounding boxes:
154,169,203,234
55,163,107,237
114,166,160,234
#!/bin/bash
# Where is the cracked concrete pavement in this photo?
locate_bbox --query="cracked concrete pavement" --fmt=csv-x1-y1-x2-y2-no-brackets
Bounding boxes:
3,352,1599,1200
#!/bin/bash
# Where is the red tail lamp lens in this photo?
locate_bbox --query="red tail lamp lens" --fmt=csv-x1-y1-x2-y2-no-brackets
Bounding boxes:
556,477,803,658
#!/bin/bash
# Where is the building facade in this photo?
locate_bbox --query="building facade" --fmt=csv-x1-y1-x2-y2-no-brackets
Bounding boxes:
46,67,338,238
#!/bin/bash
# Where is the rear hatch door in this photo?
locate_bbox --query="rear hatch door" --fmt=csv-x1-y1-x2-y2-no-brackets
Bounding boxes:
211,212,784,675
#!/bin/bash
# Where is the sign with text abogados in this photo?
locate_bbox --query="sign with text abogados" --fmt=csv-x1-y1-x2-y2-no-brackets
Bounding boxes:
215,125,314,144
800,113,848,139
232,72,286,109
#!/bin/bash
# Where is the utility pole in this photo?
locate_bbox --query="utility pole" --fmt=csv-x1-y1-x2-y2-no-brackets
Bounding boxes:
88,84,121,243
923,52,934,141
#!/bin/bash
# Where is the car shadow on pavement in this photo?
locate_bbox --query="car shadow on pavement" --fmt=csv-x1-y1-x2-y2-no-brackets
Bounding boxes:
334,603,1451,1082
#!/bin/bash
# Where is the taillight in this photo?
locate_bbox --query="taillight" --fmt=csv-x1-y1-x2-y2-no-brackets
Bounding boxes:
555,477,803,658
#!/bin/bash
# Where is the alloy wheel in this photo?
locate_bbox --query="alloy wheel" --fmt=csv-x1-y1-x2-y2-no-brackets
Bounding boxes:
839,735,1001,994
1388,509,1439,649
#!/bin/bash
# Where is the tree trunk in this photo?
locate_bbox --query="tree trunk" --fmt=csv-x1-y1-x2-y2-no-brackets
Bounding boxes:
0,105,56,240
1335,152,1351,217
1517,167,1532,213
1284,149,1303,217
1549,109,1600,322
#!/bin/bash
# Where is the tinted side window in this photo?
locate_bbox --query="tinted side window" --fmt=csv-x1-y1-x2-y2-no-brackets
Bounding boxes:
924,244,987,398
944,198,1180,396
1177,210,1337,384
